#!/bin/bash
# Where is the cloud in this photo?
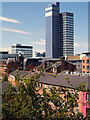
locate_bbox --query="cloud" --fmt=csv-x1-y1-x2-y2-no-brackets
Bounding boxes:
32,39,45,45
34,48,45,53
0,47,11,51
0,16,20,23
3,28,30,35
74,42,80,47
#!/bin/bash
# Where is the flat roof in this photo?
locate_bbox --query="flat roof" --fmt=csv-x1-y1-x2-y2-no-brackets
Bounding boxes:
82,52,90,54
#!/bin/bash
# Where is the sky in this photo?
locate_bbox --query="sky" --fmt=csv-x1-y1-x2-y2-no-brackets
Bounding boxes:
0,2,88,54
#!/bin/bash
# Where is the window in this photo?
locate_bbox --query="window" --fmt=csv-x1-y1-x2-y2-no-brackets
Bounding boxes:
83,71,85,73
10,69,14,72
87,66,89,70
47,85,49,90
71,89,74,95
76,91,79,96
83,66,85,69
41,84,42,87
87,60,89,63
86,93,90,101
50,85,52,89
67,89,69,93
45,84,47,88
38,83,40,87
78,65,80,68
5,69,7,73
83,60,85,63
86,93,88,101
76,104,79,113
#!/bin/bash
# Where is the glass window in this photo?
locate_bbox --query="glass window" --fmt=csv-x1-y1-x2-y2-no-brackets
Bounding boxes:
87,60,89,63
76,104,79,113
47,85,49,90
78,65,80,67
38,83,40,87
86,93,90,101
86,93,88,101
71,89,74,95
83,66,85,69
50,85,52,89
45,84,47,88
83,60,85,63
83,71,85,73
5,69,7,73
87,66,89,70
41,84,42,87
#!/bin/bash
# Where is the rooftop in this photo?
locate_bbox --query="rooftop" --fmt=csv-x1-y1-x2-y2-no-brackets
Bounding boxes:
9,71,89,89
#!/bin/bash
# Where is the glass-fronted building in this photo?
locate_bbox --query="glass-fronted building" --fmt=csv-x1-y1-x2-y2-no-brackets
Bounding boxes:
45,2,74,58
45,2,60,58
11,44,33,58
59,12,74,56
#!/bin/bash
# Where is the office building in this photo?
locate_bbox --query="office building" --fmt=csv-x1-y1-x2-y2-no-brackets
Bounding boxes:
11,44,33,58
45,2,74,58
82,52,90,74
59,12,74,56
45,2,60,58
35,52,45,58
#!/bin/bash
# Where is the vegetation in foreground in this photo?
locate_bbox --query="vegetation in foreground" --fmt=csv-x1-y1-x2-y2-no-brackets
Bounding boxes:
2,72,89,120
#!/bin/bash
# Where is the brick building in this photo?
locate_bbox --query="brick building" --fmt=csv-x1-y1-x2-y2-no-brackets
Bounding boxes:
8,71,90,117
45,60,76,73
7,61,17,74
82,52,90,74
0,60,7,77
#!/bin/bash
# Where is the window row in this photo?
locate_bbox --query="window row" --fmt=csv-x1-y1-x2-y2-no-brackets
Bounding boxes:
83,65,89,70
83,59,89,63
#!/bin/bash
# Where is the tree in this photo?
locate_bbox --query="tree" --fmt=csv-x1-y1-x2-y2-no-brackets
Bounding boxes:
2,74,8,82
2,72,89,120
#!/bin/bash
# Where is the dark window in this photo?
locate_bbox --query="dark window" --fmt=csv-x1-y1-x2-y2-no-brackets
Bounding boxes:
76,104,79,113
41,84,42,87
83,66,85,69
87,66,89,70
83,60,85,63
87,60,89,63
5,69,7,73
38,83,40,87
78,65,80,67
71,89,74,95
10,69,14,72
83,71,85,73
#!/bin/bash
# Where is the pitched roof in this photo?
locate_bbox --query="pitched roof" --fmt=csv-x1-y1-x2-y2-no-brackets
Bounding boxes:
9,71,89,89
39,73,89,89
9,70,31,78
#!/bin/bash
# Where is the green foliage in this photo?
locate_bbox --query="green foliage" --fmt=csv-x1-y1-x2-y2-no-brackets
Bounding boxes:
3,74,8,82
2,72,87,120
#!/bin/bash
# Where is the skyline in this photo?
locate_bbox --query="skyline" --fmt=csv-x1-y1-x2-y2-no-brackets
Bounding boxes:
0,2,88,54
